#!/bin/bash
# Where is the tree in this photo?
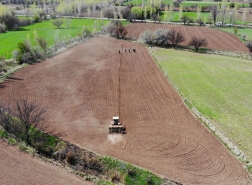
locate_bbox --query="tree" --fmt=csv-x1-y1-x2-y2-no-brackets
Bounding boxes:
189,36,208,52
210,5,217,24
169,3,173,22
114,26,127,39
233,27,238,35
36,37,48,56
153,28,169,46
14,99,46,144
167,29,185,48
196,18,205,26
0,102,22,137
53,19,63,28
180,15,190,25
131,6,143,20
140,29,153,44
246,40,252,52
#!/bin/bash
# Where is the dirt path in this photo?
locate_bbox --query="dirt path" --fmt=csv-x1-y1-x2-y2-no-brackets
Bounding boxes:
0,37,251,184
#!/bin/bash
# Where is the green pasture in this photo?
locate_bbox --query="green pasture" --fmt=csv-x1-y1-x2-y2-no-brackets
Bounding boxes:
181,1,250,8
0,18,109,59
153,48,252,161
123,0,172,5
220,27,252,41
161,11,210,22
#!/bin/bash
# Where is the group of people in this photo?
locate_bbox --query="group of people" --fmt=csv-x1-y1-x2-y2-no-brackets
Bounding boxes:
119,48,136,54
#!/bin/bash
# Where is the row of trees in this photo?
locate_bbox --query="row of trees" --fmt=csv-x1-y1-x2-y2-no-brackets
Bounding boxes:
140,28,207,52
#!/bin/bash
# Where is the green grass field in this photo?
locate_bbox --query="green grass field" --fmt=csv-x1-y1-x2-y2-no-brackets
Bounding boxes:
0,18,109,59
161,11,210,22
181,1,250,8
153,48,252,161
220,27,252,41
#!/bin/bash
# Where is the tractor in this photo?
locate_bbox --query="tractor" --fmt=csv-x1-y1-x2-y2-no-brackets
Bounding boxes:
108,117,126,134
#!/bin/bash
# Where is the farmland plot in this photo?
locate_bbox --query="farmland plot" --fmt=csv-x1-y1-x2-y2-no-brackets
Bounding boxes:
0,37,250,184
126,23,249,53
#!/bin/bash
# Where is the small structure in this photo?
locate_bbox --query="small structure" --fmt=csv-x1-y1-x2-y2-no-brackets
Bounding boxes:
108,117,126,134
133,49,136,52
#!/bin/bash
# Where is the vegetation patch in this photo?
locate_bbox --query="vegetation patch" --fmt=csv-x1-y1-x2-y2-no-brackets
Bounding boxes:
0,18,110,59
152,48,252,163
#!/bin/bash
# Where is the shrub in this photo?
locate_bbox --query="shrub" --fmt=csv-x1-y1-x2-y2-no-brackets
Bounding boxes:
33,15,41,23
0,14,19,31
0,23,6,33
66,150,76,165
104,23,116,36
246,40,252,52
82,27,92,38
233,27,238,35
242,33,246,40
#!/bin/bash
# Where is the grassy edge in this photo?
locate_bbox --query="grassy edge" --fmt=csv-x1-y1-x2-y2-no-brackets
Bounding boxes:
150,47,252,175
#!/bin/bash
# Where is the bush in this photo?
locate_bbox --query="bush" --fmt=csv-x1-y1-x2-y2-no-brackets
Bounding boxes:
17,41,43,64
0,14,19,31
246,40,252,52
82,27,92,38
33,16,40,23
19,18,33,27
242,33,247,40
66,150,76,165
0,23,6,33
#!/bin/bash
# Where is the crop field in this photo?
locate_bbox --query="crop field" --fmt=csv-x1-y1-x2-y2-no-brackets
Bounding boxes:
126,23,249,52
0,140,93,184
152,48,252,161
0,37,250,184
0,18,109,59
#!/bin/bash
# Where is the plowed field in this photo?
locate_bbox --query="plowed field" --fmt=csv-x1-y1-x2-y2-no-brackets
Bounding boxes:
0,140,92,185
0,37,251,184
126,23,249,53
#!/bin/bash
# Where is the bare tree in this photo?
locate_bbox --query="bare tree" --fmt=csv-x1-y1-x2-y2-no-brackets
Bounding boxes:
13,99,46,144
189,36,208,52
36,37,48,56
0,102,23,139
167,29,185,48
53,19,63,28
114,26,127,39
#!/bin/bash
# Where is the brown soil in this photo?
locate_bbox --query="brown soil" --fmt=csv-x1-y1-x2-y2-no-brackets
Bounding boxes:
126,23,249,53
0,37,251,184
0,140,93,185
